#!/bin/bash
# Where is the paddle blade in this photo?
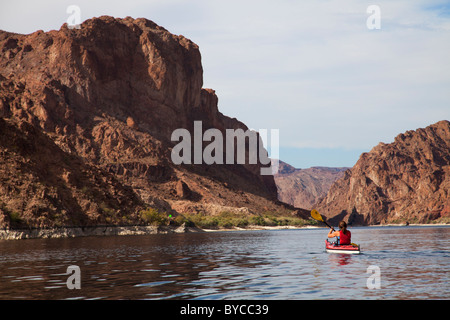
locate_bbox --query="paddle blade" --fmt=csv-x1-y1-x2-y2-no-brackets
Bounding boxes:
310,209,324,222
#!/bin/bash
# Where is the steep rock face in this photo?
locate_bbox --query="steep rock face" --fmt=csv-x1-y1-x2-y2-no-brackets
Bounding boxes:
0,16,203,145
0,16,294,229
315,121,450,225
273,161,349,209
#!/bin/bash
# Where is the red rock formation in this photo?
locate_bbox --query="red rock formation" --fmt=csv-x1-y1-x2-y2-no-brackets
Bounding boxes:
0,16,300,229
315,121,450,225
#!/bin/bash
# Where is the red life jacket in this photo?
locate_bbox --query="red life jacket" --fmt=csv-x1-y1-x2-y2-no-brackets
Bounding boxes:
339,230,351,245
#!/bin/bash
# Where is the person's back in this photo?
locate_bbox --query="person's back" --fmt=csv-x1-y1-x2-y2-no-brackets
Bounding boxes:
327,220,351,245
339,228,351,245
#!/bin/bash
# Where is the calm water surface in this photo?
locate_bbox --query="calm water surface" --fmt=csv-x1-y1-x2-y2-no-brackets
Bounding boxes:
0,226,448,300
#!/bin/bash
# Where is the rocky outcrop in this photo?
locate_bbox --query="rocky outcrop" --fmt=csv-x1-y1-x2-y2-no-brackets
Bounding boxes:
0,16,299,230
273,160,349,209
315,121,450,225
0,224,203,240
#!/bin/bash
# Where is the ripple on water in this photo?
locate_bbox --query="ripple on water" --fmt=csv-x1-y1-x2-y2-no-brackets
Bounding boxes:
0,226,448,299
134,280,175,287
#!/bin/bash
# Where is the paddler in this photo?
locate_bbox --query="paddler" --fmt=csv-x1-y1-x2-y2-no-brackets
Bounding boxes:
327,220,351,245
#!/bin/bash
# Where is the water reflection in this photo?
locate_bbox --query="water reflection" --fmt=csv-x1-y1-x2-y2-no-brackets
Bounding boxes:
328,254,353,266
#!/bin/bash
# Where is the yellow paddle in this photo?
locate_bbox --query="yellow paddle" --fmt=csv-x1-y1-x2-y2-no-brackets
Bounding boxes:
311,209,334,231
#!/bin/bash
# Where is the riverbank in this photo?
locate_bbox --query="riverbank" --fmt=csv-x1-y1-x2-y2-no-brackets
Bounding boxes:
370,223,449,227
203,225,320,232
0,223,321,240
0,224,204,240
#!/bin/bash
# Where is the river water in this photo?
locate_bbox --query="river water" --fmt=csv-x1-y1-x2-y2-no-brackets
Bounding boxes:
0,226,448,300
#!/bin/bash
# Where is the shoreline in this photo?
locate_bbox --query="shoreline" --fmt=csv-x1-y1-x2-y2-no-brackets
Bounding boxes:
0,224,204,240
0,224,320,240
203,225,320,232
366,223,449,227
0,223,447,240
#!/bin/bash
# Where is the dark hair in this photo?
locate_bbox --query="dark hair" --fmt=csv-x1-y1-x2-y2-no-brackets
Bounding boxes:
339,221,348,234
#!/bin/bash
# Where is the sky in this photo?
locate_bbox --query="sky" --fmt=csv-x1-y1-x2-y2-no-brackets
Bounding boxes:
1,0,449,168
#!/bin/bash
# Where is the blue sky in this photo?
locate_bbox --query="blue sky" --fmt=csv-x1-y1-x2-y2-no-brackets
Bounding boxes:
1,0,449,168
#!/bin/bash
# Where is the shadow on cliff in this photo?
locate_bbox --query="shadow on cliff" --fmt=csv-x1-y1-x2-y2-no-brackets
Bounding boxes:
327,207,366,226
0,117,144,228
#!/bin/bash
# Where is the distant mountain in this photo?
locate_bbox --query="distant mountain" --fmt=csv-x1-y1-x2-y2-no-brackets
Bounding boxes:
315,120,450,225
273,160,349,209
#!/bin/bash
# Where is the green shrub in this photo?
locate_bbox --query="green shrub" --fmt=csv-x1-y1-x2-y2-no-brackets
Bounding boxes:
99,202,115,216
9,211,22,224
234,218,249,228
173,214,196,227
250,215,266,226
184,213,218,229
140,208,169,226
180,211,310,229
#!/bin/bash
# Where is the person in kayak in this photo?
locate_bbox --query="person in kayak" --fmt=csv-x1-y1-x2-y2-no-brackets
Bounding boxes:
328,221,351,245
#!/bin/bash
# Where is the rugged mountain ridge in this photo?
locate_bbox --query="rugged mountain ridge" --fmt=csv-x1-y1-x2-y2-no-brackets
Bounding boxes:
315,120,450,225
273,160,348,209
0,16,305,229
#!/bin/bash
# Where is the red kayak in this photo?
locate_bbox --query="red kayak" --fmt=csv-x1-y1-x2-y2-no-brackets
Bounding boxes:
325,240,361,254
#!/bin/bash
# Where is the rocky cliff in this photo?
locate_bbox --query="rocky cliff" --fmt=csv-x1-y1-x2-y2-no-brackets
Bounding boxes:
315,120,450,225
0,16,304,229
273,160,348,209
